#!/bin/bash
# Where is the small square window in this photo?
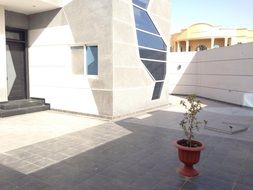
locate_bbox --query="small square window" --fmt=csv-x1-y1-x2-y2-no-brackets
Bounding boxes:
86,46,98,75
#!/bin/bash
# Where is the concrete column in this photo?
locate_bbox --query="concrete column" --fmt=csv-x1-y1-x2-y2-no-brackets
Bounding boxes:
186,40,189,52
230,38,236,45
173,41,177,52
224,38,228,46
177,41,181,52
0,6,8,102
210,38,215,49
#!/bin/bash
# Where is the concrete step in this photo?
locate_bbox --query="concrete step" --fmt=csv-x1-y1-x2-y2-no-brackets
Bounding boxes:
0,98,50,117
0,99,45,110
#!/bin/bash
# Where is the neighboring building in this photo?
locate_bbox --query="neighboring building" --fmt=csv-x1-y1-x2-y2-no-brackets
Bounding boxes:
170,23,253,52
0,0,170,118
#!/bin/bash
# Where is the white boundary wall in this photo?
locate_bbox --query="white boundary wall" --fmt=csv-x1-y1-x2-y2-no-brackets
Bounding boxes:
168,42,253,108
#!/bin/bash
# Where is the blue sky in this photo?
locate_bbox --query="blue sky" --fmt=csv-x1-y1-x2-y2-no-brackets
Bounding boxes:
171,0,253,33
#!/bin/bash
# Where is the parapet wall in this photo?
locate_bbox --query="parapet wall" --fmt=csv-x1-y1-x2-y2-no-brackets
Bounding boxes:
168,42,253,107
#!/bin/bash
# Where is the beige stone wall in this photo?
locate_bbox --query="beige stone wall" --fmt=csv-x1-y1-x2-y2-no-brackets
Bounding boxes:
149,0,170,45
0,7,7,102
112,0,170,116
29,0,114,117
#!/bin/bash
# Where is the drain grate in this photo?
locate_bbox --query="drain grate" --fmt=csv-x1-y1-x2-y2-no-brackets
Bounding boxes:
204,122,249,134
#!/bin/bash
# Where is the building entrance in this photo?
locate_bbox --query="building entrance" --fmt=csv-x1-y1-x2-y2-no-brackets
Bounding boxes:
6,29,28,100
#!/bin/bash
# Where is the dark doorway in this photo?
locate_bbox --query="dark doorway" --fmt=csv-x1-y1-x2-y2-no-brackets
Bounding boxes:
6,29,28,100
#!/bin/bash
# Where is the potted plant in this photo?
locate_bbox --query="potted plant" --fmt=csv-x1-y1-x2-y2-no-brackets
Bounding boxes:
174,95,207,177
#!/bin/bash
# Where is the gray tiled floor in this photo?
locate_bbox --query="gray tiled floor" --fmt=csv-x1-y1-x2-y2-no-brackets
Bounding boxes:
0,124,130,174
0,96,253,189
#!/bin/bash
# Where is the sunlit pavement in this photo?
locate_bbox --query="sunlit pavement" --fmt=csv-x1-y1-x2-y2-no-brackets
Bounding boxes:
0,96,253,190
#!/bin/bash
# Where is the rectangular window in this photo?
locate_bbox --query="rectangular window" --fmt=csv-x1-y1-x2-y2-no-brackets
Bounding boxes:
6,31,25,41
86,46,98,75
137,30,167,51
139,48,167,61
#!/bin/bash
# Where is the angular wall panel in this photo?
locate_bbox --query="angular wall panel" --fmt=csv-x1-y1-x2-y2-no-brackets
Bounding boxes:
132,0,167,99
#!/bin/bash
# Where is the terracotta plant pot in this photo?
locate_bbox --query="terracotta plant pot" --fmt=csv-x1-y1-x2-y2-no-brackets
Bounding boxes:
174,139,204,177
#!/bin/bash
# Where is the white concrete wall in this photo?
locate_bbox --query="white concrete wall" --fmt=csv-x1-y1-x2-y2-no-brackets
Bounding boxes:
29,0,113,117
0,6,7,102
168,42,253,107
167,52,197,94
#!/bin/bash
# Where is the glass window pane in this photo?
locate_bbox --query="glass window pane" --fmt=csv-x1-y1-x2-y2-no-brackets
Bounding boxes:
86,46,98,75
6,31,25,41
137,31,167,51
133,0,150,9
152,82,164,100
139,48,166,61
142,60,166,80
133,7,159,34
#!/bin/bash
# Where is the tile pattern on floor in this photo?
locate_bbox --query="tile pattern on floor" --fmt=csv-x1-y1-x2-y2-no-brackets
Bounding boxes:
0,110,106,153
0,123,131,174
0,97,252,189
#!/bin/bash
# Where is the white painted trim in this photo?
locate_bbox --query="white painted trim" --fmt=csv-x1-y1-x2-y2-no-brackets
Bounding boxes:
136,28,161,38
138,45,167,52
133,4,148,11
140,58,167,63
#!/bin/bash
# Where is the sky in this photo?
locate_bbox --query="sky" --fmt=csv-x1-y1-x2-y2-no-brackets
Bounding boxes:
170,0,253,33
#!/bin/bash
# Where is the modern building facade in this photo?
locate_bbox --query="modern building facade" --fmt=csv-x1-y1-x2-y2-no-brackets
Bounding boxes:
0,0,170,118
171,23,253,52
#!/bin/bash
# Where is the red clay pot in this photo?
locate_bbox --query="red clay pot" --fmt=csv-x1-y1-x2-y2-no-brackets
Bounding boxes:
174,139,204,177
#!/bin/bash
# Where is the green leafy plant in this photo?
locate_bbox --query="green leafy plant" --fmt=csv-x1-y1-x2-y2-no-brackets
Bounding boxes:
179,95,207,147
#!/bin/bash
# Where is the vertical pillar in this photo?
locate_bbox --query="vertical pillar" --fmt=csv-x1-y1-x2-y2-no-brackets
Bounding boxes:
186,40,189,52
224,38,228,47
177,41,181,52
0,6,8,102
210,38,214,49
173,41,177,52
230,38,236,45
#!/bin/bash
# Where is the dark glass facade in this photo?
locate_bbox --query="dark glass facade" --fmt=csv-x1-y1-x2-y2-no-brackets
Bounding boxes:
152,82,164,100
132,1,167,100
139,48,166,61
132,0,150,9
133,7,159,34
142,60,166,81
137,31,166,51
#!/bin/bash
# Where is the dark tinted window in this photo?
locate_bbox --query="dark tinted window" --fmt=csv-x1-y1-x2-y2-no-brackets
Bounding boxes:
152,82,164,100
137,31,166,51
139,48,166,61
133,0,149,9
133,7,159,34
6,31,25,41
86,46,98,75
142,60,166,80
